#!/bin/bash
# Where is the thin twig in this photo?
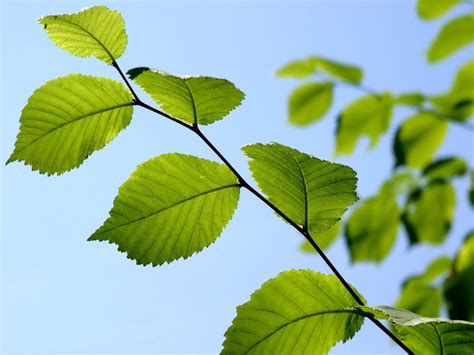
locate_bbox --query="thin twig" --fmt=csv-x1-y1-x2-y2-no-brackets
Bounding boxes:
112,61,414,355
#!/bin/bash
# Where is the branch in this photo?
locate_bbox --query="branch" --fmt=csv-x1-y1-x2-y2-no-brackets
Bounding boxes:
111,61,414,355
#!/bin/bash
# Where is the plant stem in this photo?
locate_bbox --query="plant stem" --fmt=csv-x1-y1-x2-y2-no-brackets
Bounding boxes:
112,61,413,355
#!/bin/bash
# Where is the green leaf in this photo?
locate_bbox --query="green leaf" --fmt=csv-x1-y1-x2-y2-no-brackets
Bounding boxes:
39,6,127,64
300,222,340,253
380,171,419,196
403,180,455,245
396,281,442,318
417,0,459,20
276,57,319,78
422,157,468,180
335,93,393,155
360,305,474,354
222,270,365,354
344,191,400,263
288,82,334,126
7,74,134,175
431,60,474,121
444,231,474,321
427,14,474,63
394,112,448,169
128,67,244,125
88,154,240,266
395,92,426,107
395,256,451,318
276,56,363,83
242,143,358,234
315,57,363,84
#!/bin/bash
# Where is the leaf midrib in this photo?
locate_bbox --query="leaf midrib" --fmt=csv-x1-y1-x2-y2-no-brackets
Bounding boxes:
91,183,241,238
243,309,361,354
11,102,134,158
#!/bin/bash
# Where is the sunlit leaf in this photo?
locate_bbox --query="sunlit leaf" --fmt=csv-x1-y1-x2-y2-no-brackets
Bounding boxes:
128,67,244,125
288,82,333,126
276,56,362,83
242,143,358,234
380,171,419,196
444,231,474,321
300,222,340,253
360,306,474,354
403,180,455,245
470,171,474,207
222,270,365,354
40,6,127,64
422,157,467,180
276,57,318,78
395,256,451,318
417,0,459,20
394,112,448,169
427,14,474,63
395,92,425,107
89,154,240,266
314,57,363,84
7,74,134,175
431,60,474,121
345,190,399,263
335,93,393,155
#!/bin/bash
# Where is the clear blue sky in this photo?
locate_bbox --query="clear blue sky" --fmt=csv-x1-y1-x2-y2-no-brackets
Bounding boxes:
1,1,473,354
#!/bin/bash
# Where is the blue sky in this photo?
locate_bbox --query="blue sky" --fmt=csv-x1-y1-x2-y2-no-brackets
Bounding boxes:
1,1,473,353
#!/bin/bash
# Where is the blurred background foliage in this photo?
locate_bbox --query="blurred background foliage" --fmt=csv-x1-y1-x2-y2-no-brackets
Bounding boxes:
278,0,474,322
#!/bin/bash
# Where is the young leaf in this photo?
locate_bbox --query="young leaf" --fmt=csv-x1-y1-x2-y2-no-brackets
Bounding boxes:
395,92,426,107
417,0,459,20
88,154,240,266
344,191,400,263
314,57,363,84
128,67,244,125
242,143,358,234
7,74,134,175
403,180,455,245
444,231,474,321
395,256,451,318
431,60,474,121
379,171,419,196
335,93,393,155
393,112,448,169
276,56,319,78
300,222,340,253
427,14,474,63
222,270,365,354
422,157,468,180
359,305,474,354
288,82,334,126
40,6,127,64
276,56,362,83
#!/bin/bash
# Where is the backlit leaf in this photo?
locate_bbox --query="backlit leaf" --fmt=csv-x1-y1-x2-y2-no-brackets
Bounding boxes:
288,82,333,126
7,74,134,175
427,14,474,63
222,270,365,354
242,142,358,234
40,6,127,64
395,92,425,107
395,256,451,318
403,180,455,245
444,231,474,321
394,112,448,169
276,57,318,78
89,154,240,266
345,190,400,263
128,67,244,125
360,306,474,354
422,157,467,180
417,0,459,20
335,93,394,155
